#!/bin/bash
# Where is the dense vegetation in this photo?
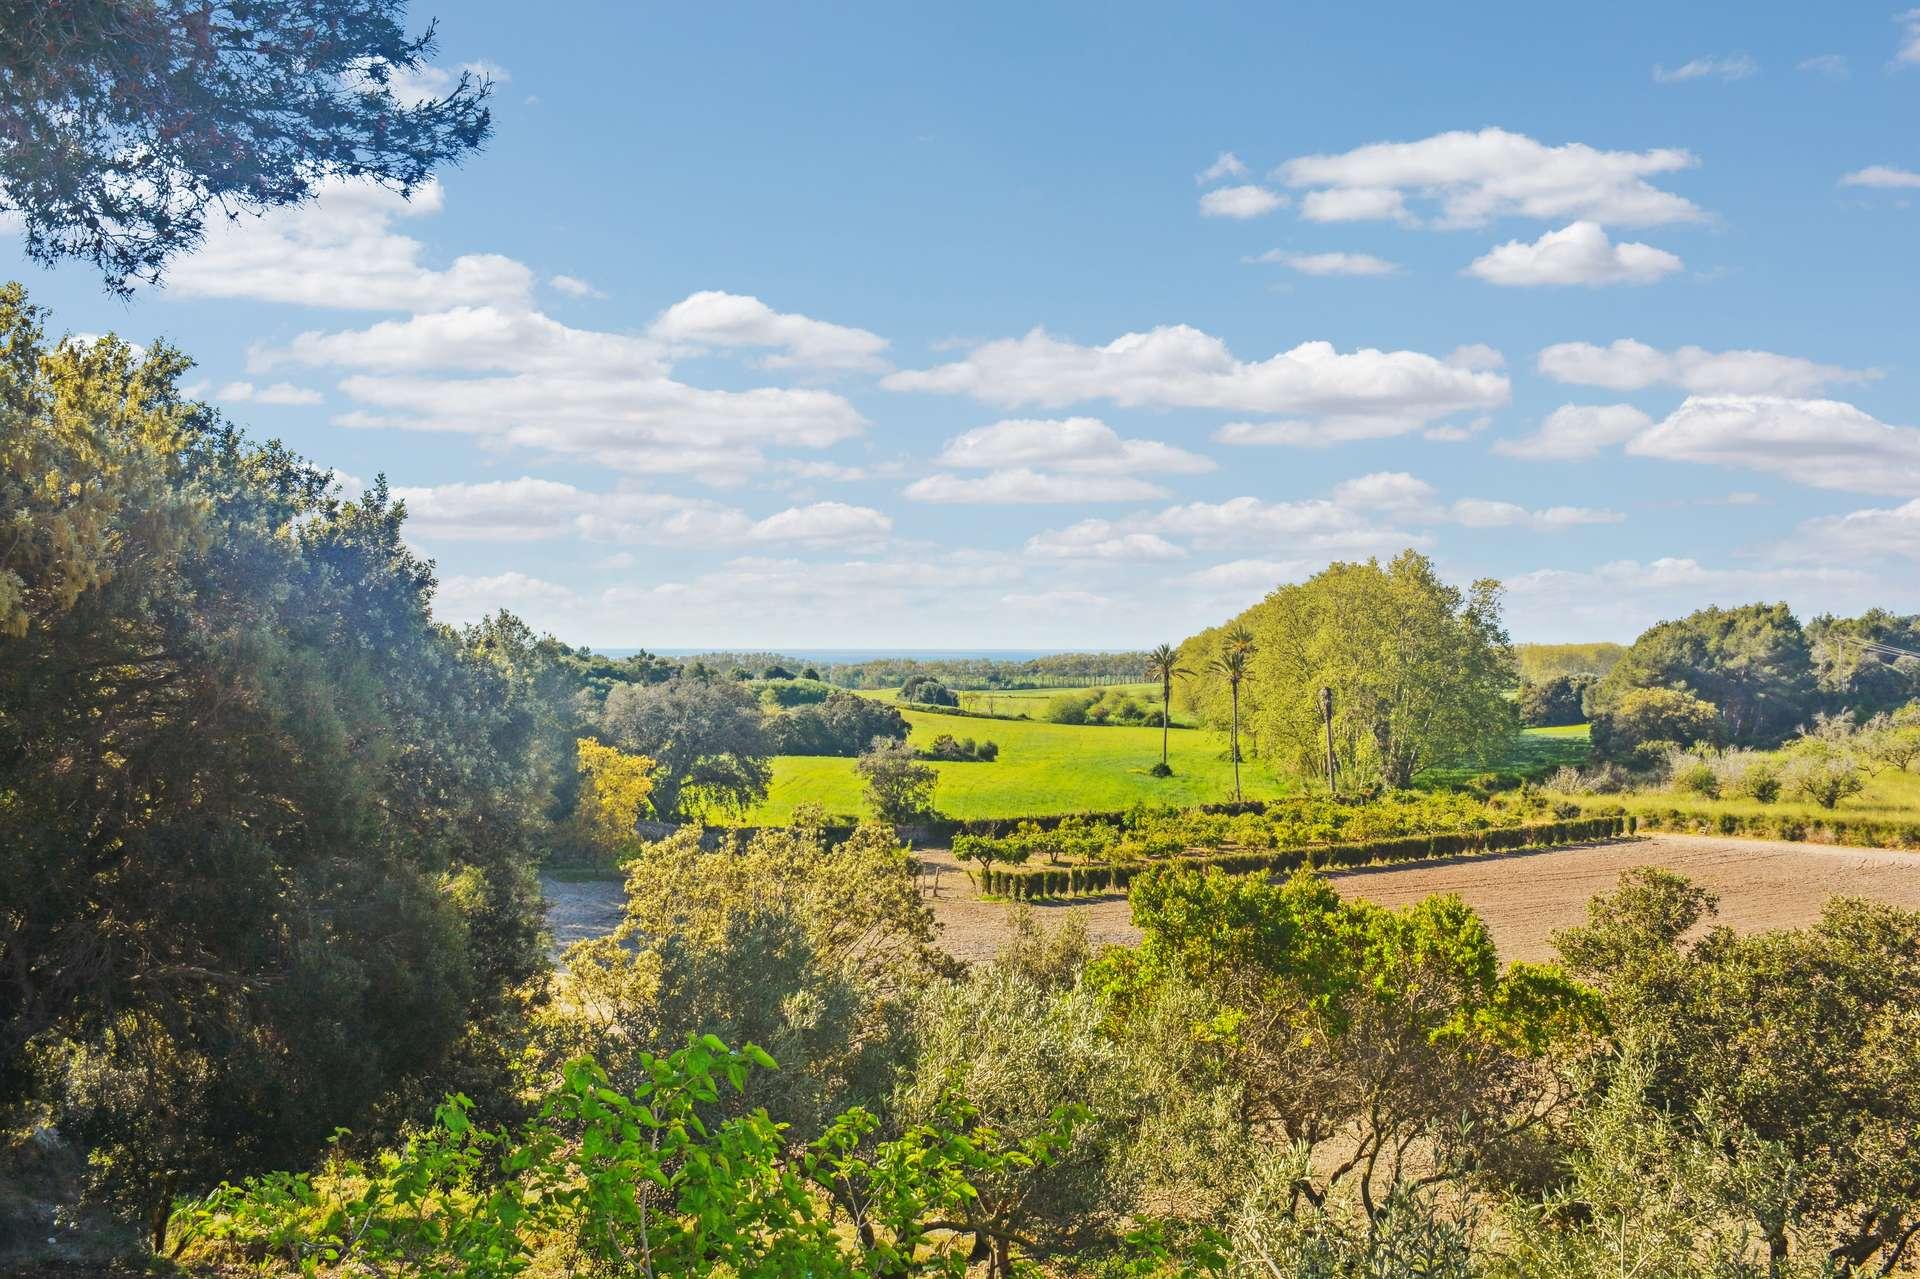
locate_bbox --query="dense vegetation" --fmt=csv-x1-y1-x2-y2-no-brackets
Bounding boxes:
0,287,556,1246
1180,551,1518,789
164,844,1920,1277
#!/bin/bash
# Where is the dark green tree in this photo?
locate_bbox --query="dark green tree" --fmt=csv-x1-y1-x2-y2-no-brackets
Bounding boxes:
0,0,492,293
1594,602,1815,746
855,737,938,824
0,285,550,1245
599,675,773,819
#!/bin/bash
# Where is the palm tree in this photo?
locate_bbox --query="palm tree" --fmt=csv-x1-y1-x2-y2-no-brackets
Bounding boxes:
1209,626,1256,800
1144,643,1190,774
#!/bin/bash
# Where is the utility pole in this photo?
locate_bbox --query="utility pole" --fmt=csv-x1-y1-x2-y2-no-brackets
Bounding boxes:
1318,686,1336,796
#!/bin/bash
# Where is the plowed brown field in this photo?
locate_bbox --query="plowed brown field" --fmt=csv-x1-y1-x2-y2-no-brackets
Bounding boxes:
920,834,1920,965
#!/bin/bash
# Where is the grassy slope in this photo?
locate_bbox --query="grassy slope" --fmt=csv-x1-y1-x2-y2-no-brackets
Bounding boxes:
735,713,1596,825
740,707,1288,823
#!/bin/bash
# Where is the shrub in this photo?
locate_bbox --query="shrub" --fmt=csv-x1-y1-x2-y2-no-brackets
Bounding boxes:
920,734,999,762
1669,758,1720,800
1781,743,1865,810
898,675,959,707
1739,762,1782,804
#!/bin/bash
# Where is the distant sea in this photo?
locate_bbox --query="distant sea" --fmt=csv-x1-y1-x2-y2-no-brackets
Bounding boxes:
604,647,1094,664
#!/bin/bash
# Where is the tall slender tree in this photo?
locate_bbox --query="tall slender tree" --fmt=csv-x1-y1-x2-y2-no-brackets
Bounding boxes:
1210,626,1256,800
1144,643,1191,774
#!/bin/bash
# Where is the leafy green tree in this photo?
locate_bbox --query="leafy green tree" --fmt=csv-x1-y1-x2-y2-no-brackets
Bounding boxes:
172,1039,1081,1278
857,737,939,823
1096,866,1599,1222
1144,643,1191,775
1518,673,1596,727
544,814,954,1139
899,928,1131,1272
1807,610,1920,719
899,674,960,707
599,674,772,819
0,285,551,1244
767,690,909,755
1595,602,1815,746
1514,640,1627,683
1234,551,1519,788
1555,873,1920,1273
0,1,492,293
1589,686,1726,762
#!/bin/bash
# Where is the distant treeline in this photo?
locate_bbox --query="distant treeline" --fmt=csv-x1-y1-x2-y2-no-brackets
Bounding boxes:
1514,641,1627,683
828,653,1148,690
635,650,1152,690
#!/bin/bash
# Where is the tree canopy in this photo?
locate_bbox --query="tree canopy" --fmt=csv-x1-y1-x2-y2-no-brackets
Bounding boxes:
0,283,551,1241
0,0,492,292
1188,550,1518,789
1594,602,1815,746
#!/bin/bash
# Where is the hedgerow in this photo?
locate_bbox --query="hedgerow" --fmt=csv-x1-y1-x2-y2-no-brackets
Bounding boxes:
1626,806,1920,848
978,815,1629,899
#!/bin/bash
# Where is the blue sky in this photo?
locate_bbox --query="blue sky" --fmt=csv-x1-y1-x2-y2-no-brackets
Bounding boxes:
9,2,1920,648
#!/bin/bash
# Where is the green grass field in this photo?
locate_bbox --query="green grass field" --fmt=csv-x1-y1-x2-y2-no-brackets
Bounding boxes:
732,711,1593,825
737,707,1284,823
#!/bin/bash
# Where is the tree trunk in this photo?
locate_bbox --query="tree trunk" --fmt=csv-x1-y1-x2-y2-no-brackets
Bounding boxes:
1160,678,1170,765
1230,682,1241,800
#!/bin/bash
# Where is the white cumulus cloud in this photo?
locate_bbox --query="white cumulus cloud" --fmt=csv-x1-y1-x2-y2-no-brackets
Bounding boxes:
1841,164,1920,189
649,290,889,371
1652,53,1758,83
1199,185,1287,218
883,325,1509,434
1467,221,1683,287
169,180,534,310
1025,520,1188,561
1196,152,1251,183
1628,395,1920,496
1494,404,1654,461
1276,127,1704,228
933,417,1213,476
1253,250,1400,276
214,380,324,406
902,470,1167,504
549,274,606,298
1536,339,1875,396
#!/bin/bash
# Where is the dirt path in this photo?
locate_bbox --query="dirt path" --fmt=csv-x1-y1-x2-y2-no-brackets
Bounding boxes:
920,835,1920,965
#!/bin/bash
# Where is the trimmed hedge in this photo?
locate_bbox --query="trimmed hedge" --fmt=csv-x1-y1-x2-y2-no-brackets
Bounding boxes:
978,815,1630,900
1627,806,1920,850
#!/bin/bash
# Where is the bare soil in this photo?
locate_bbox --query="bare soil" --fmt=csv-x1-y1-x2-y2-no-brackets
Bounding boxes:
919,834,1920,965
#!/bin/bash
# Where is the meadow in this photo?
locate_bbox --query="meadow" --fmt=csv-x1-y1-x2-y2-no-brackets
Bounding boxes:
740,705,1285,822
734,709,1593,823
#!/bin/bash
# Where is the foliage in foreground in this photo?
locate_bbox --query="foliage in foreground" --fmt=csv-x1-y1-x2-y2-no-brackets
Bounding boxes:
173,1039,1080,1278
0,0,493,293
